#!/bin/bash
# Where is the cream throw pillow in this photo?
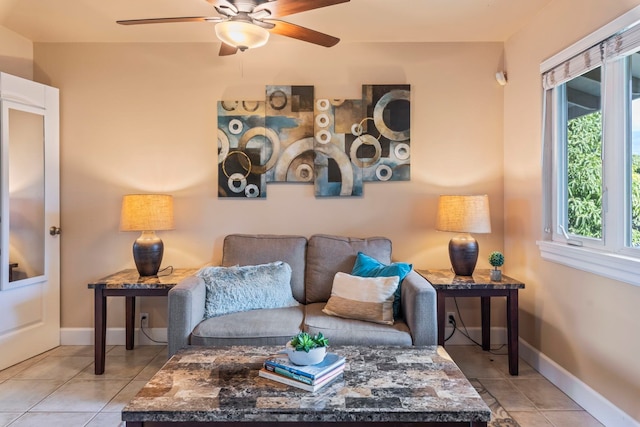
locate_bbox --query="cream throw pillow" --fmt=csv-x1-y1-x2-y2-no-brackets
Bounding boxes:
322,272,399,325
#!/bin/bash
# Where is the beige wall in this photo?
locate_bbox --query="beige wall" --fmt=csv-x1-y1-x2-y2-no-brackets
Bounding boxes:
504,0,640,421
32,41,505,332
0,25,32,79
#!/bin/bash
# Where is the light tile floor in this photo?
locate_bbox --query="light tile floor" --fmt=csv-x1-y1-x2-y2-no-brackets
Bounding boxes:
0,344,603,427
446,345,604,427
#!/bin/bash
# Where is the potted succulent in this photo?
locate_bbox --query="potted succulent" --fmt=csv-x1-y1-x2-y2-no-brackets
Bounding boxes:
488,251,504,281
283,332,329,365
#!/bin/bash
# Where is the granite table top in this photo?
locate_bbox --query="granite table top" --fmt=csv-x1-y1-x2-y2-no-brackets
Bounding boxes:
122,345,491,424
418,269,525,290
87,268,199,290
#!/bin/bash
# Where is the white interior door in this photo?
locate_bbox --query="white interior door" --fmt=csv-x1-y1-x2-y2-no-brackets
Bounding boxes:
0,73,60,370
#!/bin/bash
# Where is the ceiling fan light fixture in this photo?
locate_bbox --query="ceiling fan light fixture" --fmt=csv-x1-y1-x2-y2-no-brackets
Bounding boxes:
215,20,269,51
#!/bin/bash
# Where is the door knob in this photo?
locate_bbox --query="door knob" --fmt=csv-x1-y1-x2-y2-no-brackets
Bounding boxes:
49,226,61,236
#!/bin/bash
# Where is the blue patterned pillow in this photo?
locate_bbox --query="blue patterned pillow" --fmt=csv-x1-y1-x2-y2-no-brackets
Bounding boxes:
351,252,412,319
197,261,299,319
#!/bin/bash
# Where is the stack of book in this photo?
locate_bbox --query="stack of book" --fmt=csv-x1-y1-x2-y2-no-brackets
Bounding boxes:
259,352,346,392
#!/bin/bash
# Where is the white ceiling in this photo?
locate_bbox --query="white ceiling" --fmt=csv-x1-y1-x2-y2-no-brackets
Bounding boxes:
0,0,553,44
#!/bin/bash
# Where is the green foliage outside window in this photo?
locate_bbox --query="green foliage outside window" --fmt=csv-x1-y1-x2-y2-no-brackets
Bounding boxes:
567,111,640,245
566,112,603,239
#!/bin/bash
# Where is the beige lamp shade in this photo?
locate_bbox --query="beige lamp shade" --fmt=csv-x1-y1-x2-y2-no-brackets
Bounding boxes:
120,194,175,232
435,195,491,233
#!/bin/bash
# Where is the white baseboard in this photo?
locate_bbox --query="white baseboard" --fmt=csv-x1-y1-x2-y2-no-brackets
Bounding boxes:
60,327,167,346
519,338,638,427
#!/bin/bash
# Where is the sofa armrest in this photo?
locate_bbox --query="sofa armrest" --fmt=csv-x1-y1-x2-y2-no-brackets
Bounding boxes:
401,270,438,346
168,275,206,358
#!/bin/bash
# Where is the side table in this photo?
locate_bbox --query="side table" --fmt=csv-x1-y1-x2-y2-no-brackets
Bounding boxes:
417,269,525,375
88,268,198,375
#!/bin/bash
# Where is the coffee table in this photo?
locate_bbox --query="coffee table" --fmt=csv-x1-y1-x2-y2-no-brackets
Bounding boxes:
122,345,491,426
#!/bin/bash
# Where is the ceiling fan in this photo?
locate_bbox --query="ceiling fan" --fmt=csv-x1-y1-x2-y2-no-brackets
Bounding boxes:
117,0,350,56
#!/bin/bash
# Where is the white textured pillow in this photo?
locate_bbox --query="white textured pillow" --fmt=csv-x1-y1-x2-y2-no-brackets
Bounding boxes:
198,261,299,319
322,272,399,325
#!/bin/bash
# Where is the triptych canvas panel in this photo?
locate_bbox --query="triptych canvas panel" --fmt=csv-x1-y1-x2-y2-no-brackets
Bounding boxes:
217,84,410,198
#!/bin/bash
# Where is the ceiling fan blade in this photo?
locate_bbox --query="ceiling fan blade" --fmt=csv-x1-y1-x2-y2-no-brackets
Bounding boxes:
117,16,221,25
219,42,238,56
268,20,340,47
255,0,350,19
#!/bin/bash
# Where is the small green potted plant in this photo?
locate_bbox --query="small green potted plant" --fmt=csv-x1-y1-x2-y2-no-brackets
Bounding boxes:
283,332,329,365
488,251,504,281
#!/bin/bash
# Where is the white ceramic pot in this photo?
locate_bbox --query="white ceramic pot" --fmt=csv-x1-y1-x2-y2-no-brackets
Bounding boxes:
282,343,327,366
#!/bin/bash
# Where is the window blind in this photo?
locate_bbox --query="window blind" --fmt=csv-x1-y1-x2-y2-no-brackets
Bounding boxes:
542,43,603,90
604,24,640,60
544,20,640,91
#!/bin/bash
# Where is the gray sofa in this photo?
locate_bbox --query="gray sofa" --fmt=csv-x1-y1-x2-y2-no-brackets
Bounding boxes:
168,234,437,357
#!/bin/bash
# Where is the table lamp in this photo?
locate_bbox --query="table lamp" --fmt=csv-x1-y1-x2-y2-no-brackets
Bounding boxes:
435,195,491,276
120,194,174,277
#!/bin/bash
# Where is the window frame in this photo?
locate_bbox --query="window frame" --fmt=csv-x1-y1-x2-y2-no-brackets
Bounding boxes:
539,6,640,287
554,79,605,249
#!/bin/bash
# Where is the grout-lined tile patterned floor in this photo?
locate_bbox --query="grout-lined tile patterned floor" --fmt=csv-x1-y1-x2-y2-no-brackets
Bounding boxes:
0,344,603,426
446,345,604,427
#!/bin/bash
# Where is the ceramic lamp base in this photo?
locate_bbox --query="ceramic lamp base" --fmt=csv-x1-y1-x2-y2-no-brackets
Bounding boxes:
133,231,163,277
448,233,479,276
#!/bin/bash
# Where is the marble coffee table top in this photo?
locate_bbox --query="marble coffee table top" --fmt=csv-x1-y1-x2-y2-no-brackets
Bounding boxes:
122,345,491,424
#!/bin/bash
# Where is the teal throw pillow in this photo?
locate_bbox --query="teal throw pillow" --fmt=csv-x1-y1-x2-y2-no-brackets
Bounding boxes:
351,252,412,319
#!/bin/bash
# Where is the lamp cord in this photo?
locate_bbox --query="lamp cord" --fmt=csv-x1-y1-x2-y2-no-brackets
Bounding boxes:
138,265,172,344
157,265,174,276
140,323,168,344
452,297,508,355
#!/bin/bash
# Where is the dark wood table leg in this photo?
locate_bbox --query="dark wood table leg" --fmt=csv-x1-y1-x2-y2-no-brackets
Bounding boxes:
126,296,136,350
437,291,446,346
94,287,107,375
507,289,519,375
480,296,491,351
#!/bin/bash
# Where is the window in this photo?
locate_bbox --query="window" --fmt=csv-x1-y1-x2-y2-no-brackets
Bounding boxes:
539,10,640,287
564,68,603,242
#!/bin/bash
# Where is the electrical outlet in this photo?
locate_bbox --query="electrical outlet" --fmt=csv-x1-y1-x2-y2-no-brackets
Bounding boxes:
140,312,149,328
446,311,456,325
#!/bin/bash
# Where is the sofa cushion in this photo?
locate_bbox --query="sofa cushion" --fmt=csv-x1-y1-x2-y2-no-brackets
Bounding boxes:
304,303,412,346
351,252,413,319
305,234,392,304
323,272,398,325
191,306,304,347
198,262,299,319
222,234,308,303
